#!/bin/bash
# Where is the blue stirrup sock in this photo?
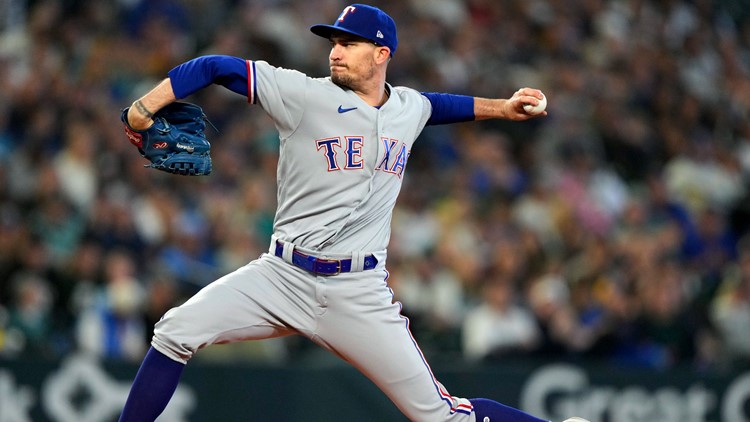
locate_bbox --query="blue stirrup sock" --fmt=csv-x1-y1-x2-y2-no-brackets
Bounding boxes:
470,398,548,422
119,347,186,422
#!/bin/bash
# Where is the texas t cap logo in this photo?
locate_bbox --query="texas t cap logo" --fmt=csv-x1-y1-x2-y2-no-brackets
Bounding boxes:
338,5,357,21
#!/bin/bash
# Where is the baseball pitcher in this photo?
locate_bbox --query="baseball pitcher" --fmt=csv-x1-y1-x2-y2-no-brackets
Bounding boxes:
118,4,587,422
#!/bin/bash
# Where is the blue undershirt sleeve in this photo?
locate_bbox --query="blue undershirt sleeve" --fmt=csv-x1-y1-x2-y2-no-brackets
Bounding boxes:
421,92,475,125
167,55,249,99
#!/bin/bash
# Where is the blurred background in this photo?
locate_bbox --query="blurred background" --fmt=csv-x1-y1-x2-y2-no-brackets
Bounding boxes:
2,0,750,421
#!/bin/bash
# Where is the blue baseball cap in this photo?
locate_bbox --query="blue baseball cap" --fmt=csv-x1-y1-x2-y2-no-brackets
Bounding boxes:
310,4,398,56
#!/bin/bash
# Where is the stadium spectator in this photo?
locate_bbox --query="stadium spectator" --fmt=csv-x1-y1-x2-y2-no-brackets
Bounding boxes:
1,0,750,371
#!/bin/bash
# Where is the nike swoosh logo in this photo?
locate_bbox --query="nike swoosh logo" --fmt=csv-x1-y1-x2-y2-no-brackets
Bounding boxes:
338,105,358,114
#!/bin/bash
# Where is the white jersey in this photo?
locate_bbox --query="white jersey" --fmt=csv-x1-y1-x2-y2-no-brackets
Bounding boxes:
147,57,538,422
249,60,432,254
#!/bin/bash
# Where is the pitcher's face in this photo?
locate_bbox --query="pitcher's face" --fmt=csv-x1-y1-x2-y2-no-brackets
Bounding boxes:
328,34,381,90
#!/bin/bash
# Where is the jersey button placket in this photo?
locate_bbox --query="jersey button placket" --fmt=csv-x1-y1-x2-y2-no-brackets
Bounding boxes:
314,276,328,316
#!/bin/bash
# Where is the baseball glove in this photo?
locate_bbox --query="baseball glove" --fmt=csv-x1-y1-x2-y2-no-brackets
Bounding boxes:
121,102,212,175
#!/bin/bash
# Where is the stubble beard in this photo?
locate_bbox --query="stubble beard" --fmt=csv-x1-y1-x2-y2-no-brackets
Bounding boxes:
331,72,354,89
330,61,376,91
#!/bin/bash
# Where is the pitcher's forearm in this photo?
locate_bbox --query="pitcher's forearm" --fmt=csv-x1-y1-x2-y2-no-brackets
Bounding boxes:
474,98,512,120
127,78,177,130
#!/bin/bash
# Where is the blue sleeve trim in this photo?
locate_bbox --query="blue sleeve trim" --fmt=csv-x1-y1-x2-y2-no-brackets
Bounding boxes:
167,55,249,99
421,92,475,125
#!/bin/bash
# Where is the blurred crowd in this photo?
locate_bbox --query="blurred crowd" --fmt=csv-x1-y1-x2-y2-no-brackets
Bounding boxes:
1,0,750,373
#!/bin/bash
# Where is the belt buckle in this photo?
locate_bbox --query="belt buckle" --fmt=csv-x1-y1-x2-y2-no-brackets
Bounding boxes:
315,258,341,276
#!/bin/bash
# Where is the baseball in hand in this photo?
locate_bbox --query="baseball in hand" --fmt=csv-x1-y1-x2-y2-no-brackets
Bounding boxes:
523,93,547,115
